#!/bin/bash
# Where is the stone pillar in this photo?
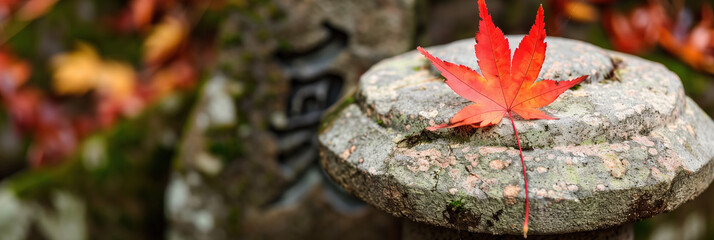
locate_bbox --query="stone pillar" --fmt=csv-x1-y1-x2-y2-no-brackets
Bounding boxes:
319,37,714,238
166,0,417,239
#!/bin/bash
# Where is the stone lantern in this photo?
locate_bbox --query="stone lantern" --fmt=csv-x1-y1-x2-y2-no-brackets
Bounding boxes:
319,37,714,239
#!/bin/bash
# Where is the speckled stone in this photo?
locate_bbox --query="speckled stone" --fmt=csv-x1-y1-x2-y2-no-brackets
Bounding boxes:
318,37,714,235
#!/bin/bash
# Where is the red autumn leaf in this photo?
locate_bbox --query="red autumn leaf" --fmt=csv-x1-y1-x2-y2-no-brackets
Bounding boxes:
419,1,586,129
130,0,156,30
28,103,77,168
16,0,59,21
0,50,30,96
417,0,587,237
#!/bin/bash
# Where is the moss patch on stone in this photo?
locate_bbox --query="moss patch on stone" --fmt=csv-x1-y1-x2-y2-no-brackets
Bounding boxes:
448,198,465,211
319,93,355,134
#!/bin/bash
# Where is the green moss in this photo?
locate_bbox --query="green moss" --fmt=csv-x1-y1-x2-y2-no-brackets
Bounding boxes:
448,198,465,211
562,165,581,184
277,39,292,52
319,93,355,133
613,69,625,82
586,136,609,146
594,135,608,144
240,52,254,62
207,135,244,163
221,32,243,46
256,29,271,41
227,206,244,236
683,142,694,157
266,3,286,21
10,164,69,199
520,128,552,149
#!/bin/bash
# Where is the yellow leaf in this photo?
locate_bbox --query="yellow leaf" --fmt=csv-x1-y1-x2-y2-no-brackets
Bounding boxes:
51,43,102,95
51,43,137,98
96,61,136,100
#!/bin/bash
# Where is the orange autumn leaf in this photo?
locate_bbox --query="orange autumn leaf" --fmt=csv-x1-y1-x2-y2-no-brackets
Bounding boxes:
563,1,598,22
417,0,587,237
150,59,196,100
143,16,186,65
130,0,155,30
658,3,714,74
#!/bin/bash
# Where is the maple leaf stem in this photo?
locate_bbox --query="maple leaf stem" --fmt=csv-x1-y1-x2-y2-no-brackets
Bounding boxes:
508,110,529,238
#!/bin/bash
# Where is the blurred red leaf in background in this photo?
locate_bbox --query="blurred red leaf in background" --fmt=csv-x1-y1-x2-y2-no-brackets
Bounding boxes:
0,0,215,167
659,3,714,74
603,3,668,54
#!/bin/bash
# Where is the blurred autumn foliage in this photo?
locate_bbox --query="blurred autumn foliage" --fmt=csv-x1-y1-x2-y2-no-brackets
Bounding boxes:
549,0,714,74
0,0,713,182
0,0,221,167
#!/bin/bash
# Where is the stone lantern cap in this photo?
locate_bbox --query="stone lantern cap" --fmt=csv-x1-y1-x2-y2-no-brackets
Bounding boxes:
318,37,714,235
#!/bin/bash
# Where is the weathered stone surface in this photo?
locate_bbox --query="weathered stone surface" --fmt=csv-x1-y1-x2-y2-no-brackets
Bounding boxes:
319,37,714,235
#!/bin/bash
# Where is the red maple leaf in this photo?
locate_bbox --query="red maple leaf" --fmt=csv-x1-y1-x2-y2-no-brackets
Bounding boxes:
417,0,587,237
